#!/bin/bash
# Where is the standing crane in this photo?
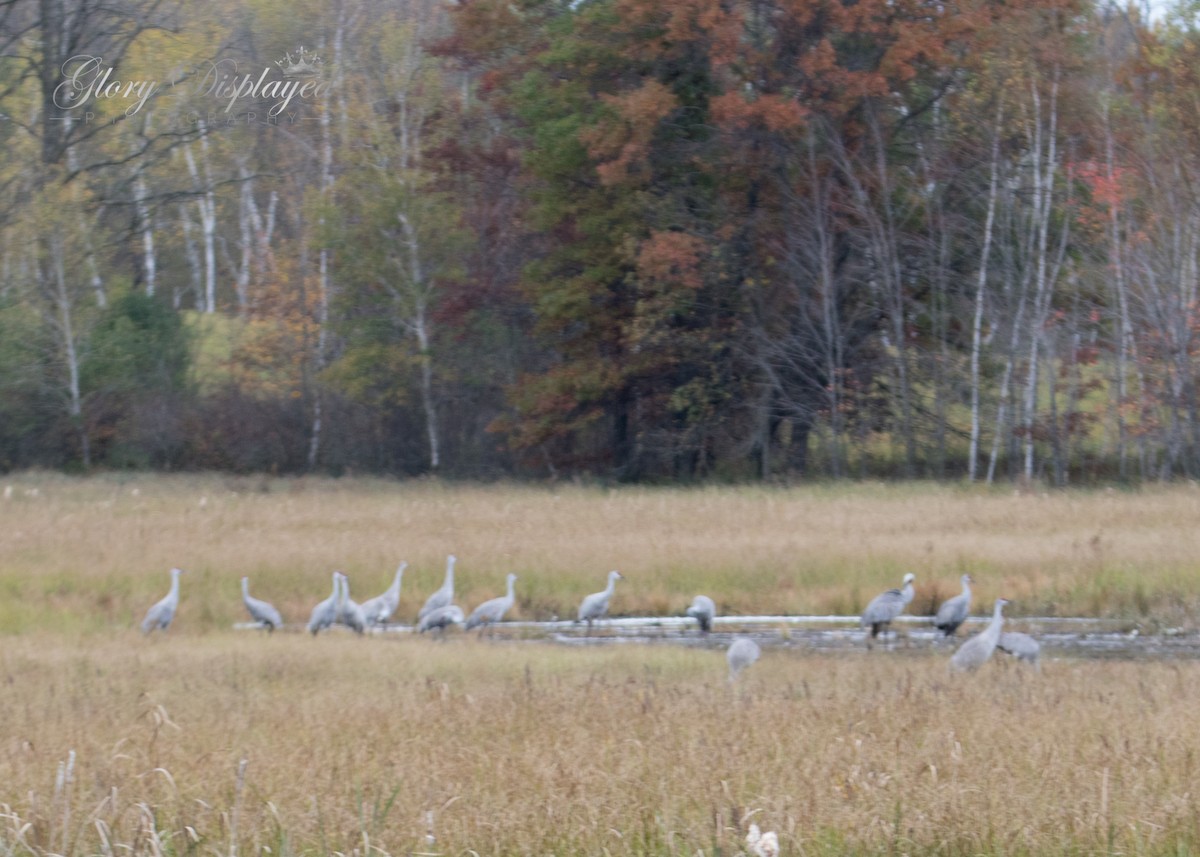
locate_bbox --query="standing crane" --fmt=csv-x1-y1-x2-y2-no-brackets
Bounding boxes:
950,598,1010,671
141,567,184,634
417,555,456,622
464,573,518,633
360,562,407,626
577,570,623,631
727,636,761,680
933,574,973,638
861,573,916,641
241,576,283,632
335,571,366,635
307,572,340,636
685,595,716,633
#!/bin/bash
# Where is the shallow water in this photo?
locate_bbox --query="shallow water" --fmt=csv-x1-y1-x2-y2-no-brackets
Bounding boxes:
243,613,1200,661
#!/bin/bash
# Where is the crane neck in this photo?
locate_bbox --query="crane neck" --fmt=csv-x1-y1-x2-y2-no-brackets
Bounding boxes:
506,576,515,598
985,601,1006,639
241,578,250,597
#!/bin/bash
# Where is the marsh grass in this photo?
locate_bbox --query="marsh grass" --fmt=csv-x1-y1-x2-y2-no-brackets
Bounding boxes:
4,474,1200,854
1,635,1200,856
2,474,1200,632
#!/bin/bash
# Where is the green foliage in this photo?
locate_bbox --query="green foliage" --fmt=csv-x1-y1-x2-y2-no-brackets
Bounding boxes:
82,292,190,397
79,292,191,468
0,300,58,470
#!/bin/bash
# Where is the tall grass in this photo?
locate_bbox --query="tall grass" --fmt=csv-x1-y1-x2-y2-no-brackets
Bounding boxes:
1,635,1199,856
2,473,1200,632
3,475,1200,855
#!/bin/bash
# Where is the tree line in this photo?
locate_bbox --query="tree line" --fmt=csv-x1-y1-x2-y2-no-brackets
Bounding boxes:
0,0,1197,483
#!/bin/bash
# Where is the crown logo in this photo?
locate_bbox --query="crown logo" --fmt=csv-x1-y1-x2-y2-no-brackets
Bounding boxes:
275,46,323,78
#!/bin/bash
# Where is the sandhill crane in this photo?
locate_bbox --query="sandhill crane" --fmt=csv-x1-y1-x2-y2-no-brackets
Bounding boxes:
335,572,366,635
950,598,1009,672
141,567,184,634
933,574,973,638
727,636,760,680
360,562,407,626
241,576,283,632
998,630,1041,667
577,570,623,631
418,604,464,635
417,555,456,622
746,824,779,857
861,573,915,641
686,595,715,633
464,573,517,632
307,572,340,636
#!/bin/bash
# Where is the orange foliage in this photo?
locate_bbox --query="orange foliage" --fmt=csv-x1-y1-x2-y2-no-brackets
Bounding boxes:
710,92,806,132
583,81,678,185
223,248,322,399
636,231,707,291
1070,159,1134,238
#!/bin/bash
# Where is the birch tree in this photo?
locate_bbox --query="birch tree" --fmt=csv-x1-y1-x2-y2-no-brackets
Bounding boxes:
968,101,1004,482
325,4,458,474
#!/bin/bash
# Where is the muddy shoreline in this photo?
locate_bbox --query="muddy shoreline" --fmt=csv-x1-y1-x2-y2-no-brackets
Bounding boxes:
239,614,1200,660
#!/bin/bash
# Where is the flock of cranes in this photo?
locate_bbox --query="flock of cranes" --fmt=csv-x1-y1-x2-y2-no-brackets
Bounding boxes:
141,561,1041,678
861,572,1041,670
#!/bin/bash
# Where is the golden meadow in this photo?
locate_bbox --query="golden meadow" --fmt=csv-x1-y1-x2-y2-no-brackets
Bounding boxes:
3,473,1200,856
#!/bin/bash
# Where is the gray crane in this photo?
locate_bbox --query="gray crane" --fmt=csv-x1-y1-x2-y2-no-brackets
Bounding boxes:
933,574,973,638
335,571,366,635
417,555,457,622
727,636,760,680
418,604,464,635
464,573,517,632
360,562,407,626
577,570,623,630
141,567,184,634
241,576,283,632
685,595,716,633
860,573,916,640
997,630,1041,667
950,598,1009,671
307,572,340,635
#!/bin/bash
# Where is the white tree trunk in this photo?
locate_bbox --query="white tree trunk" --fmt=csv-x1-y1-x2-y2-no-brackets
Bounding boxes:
1021,73,1068,482
135,174,157,296
809,128,843,478
183,131,218,313
307,10,347,471
179,203,202,310
969,103,1004,482
46,243,89,466
397,212,440,471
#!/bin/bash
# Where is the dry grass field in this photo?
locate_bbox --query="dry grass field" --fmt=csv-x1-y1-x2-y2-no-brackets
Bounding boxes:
2,472,1200,631
2,636,1200,857
3,474,1200,856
